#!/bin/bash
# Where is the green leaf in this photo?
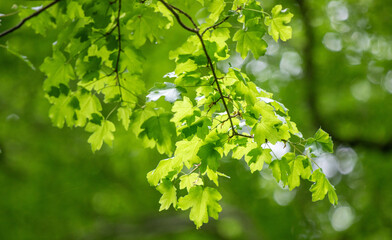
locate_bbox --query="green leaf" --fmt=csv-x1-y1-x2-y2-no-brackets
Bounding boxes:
232,141,257,160
40,52,75,91
174,137,203,168
310,169,338,205
48,94,76,128
246,148,272,173
171,96,199,125
117,106,133,130
264,5,294,42
147,82,185,103
85,119,116,152
306,128,334,153
120,72,145,106
270,157,291,186
147,157,183,186
140,113,176,155
252,117,282,145
178,186,222,229
285,153,312,190
206,0,226,23
156,179,177,211
197,143,221,172
233,29,267,59
180,173,203,191
75,92,102,127
179,117,211,139
127,7,170,48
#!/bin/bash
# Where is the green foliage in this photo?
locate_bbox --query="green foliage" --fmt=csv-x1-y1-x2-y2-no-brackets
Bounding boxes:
264,5,294,42
178,186,222,229
7,0,337,228
310,169,338,205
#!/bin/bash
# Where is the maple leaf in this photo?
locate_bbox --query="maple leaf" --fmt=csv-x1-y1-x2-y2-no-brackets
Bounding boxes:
264,5,294,42
178,186,222,228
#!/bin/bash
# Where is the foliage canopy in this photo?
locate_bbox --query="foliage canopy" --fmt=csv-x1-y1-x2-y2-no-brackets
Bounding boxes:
0,0,338,228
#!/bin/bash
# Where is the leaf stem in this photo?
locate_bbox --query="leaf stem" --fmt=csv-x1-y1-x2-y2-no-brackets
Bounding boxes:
242,7,270,17
0,11,19,18
201,6,242,36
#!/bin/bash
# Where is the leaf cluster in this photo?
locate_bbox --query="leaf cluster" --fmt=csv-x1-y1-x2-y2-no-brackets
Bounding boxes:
9,0,337,228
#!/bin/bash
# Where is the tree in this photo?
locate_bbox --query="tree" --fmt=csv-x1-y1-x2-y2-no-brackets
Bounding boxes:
0,0,339,229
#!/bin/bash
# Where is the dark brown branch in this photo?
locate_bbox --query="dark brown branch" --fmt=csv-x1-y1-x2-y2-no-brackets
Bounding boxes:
158,0,198,33
196,32,237,136
236,133,254,138
201,7,242,36
202,16,230,36
0,0,61,38
159,0,255,139
114,0,124,102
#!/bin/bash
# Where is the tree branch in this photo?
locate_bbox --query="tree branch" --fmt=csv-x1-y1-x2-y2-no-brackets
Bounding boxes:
168,4,198,29
114,0,124,102
201,7,242,36
0,0,61,38
159,0,255,139
201,16,230,36
195,32,237,136
158,0,198,33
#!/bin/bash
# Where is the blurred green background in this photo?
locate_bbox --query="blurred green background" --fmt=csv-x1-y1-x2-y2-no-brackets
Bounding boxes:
1,0,391,239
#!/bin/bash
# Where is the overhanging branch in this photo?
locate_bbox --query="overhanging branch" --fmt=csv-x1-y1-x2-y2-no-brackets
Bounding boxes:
0,0,61,38
159,0,252,139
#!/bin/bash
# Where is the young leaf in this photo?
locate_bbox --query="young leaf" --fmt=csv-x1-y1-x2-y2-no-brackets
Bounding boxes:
40,52,75,91
179,173,203,191
286,153,312,190
233,29,267,59
252,117,282,145
171,96,199,124
139,113,176,155
178,186,222,229
156,179,177,211
306,128,334,153
147,157,183,186
270,157,291,186
174,137,203,168
310,169,338,205
116,106,133,130
146,82,185,103
48,94,77,128
264,5,294,42
198,143,221,172
85,119,116,152
246,148,272,173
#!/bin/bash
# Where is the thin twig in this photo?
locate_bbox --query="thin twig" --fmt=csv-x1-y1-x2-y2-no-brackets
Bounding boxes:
266,142,280,160
169,4,198,29
158,0,198,33
0,0,61,38
201,6,242,36
187,163,201,175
